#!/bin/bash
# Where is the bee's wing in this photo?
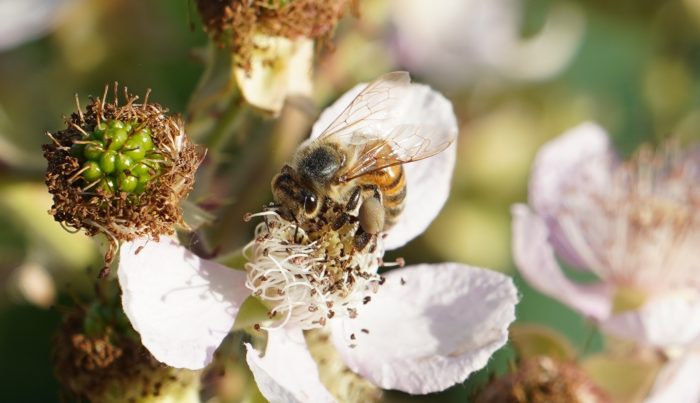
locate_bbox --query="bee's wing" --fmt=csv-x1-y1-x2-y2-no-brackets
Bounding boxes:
316,71,456,181
342,124,455,180
316,71,411,141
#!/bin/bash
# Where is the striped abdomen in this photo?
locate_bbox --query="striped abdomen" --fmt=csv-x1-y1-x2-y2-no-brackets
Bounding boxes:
359,164,406,230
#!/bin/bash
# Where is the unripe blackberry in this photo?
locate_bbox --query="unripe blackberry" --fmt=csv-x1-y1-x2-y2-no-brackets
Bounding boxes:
43,86,200,276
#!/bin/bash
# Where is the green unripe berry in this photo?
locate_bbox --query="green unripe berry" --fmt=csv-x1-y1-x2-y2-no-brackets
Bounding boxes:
93,122,108,140
131,162,152,177
123,137,147,160
118,173,138,193
82,161,102,181
83,141,105,161
105,128,128,151
101,177,116,193
115,153,134,172
132,128,154,152
145,152,164,175
108,119,125,129
100,150,117,174
124,120,138,133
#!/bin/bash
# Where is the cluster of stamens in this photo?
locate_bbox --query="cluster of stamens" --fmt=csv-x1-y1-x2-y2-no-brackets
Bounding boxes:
556,143,700,294
243,202,386,329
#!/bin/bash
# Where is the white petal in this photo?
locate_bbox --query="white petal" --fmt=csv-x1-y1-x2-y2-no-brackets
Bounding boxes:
246,328,335,403
601,293,700,349
0,0,69,52
330,263,517,395
529,121,617,268
512,204,612,320
311,78,458,250
118,237,249,369
646,351,700,403
234,35,313,115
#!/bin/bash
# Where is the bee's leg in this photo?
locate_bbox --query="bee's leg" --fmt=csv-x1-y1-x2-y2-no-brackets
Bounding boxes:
353,227,373,251
332,212,357,231
346,186,362,211
361,184,382,202
358,184,384,235
292,215,300,243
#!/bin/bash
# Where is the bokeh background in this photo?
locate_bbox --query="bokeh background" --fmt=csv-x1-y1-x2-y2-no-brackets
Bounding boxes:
1,0,700,401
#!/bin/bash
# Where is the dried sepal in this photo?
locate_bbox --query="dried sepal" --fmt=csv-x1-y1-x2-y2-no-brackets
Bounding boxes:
43,86,200,275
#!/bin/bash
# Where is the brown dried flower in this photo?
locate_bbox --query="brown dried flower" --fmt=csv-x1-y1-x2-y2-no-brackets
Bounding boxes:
475,356,610,403
53,296,200,402
43,86,200,276
196,0,355,71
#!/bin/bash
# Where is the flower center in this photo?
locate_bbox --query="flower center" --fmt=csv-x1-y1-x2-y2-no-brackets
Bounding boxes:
243,208,384,330
557,145,700,295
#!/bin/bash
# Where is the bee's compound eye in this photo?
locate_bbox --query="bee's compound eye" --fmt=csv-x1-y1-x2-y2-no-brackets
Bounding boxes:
304,194,318,215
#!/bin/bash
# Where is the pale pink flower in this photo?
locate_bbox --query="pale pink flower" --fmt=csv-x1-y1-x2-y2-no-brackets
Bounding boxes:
119,77,518,400
0,0,73,52
390,0,585,86
512,122,700,402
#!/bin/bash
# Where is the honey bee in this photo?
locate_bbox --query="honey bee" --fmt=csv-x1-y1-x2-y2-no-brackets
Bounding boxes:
271,71,455,249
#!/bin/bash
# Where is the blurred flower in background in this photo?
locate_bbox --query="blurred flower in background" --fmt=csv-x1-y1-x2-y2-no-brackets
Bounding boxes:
0,0,75,52
513,122,700,401
389,0,585,88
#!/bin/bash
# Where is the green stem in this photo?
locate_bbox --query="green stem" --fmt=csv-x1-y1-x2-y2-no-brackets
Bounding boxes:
215,246,248,270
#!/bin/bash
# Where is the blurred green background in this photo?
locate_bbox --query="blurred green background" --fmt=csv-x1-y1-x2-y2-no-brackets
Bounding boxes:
1,0,700,401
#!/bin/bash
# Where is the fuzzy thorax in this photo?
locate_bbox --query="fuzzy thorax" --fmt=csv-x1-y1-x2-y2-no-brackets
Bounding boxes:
243,211,384,330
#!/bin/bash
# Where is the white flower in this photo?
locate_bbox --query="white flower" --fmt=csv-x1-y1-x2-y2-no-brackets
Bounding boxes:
119,77,518,400
390,0,585,86
0,0,73,52
512,122,700,402
234,35,313,115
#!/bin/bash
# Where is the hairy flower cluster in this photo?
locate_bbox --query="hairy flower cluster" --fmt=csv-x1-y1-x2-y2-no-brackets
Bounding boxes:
43,87,199,273
243,203,385,330
196,0,354,71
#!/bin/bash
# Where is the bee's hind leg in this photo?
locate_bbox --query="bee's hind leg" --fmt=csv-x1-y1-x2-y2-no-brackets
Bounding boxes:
353,227,374,252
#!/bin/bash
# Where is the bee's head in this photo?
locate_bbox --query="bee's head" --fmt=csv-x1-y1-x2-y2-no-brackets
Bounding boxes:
271,165,321,222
